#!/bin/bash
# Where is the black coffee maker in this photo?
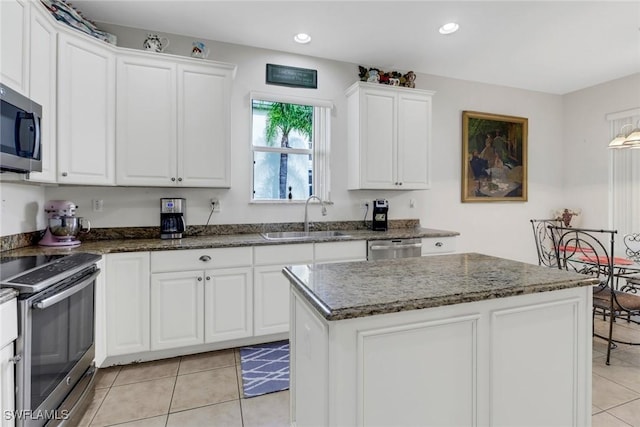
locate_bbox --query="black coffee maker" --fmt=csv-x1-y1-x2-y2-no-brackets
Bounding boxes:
372,199,389,231
160,198,186,239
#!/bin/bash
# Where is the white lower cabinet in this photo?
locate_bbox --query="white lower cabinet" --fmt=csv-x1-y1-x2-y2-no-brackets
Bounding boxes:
104,252,150,357
421,236,457,256
253,244,313,336
0,297,17,427
150,247,253,351
151,271,204,350
204,267,252,343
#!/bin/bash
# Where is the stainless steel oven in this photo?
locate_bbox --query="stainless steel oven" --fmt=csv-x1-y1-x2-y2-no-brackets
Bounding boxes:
0,253,101,427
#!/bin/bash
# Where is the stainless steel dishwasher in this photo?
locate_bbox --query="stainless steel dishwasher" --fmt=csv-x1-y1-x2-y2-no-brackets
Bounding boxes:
367,238,422,260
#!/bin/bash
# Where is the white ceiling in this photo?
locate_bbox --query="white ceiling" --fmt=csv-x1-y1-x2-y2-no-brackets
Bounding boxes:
70,1,640,95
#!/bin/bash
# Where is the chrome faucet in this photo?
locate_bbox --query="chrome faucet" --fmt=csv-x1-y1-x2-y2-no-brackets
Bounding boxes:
304,195,327,233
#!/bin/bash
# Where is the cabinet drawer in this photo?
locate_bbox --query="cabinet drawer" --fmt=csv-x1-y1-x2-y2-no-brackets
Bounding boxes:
0,298,17,348
315,241,367,263
421,237,457,255
151,247,253,272
254,243,314,266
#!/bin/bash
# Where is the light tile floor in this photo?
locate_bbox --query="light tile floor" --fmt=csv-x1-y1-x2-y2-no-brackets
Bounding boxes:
78,349,289,427
79,317,640,426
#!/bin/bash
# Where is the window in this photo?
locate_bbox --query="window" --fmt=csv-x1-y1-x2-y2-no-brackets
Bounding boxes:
608,108,640,248
251,92,331,202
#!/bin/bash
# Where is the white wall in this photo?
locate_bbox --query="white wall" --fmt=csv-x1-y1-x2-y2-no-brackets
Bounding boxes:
3,22,636,265
0,182,45,235
562,73,640,229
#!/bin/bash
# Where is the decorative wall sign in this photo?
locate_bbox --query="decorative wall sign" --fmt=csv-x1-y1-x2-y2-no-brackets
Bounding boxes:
462,111,528,202
266,64,317,89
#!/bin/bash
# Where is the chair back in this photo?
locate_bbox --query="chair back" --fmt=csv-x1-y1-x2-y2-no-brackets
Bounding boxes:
530,219,561,267
549,226,617,288
623,233,640,263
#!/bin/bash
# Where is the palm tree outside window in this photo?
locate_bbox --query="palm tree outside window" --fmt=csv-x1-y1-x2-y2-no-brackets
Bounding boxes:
251,96,331,202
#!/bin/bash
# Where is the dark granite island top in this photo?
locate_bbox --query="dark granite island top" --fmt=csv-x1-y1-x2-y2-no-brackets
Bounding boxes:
283,252,599,321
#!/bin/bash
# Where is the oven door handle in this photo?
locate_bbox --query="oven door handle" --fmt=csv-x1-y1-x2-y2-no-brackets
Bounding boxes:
33,269,100,309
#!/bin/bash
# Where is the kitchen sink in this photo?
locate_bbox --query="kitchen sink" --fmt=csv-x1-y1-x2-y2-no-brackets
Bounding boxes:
260,230,350,240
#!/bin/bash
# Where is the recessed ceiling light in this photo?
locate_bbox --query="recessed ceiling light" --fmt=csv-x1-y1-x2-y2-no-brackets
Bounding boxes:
439,22,459,35
294,33,311,44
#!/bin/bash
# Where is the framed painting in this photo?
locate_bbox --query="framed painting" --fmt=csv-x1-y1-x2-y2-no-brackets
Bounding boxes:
462,111,528,202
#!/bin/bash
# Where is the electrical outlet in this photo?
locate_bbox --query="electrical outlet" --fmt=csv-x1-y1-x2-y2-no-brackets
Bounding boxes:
359,199,370,210
210,198,221,212
92,199,104,212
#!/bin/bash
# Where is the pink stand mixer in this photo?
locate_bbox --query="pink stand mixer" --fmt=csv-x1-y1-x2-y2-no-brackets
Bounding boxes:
39,200,91,247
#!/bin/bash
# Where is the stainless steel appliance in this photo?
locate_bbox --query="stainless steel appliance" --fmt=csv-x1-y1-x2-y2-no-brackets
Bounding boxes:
371,199,389,231
0,253,101,427
0,83,42,173
39,200,91,247
160,198,186,239
367,238,422,260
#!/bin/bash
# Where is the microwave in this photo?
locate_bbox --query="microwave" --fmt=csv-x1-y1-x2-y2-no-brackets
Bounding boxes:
0,83,42,173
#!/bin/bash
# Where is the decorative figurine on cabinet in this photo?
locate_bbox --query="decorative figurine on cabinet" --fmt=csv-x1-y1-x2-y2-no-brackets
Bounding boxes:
403,71,416,88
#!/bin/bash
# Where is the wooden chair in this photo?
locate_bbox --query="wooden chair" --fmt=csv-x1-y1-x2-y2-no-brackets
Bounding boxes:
529,219,561,267
550,226,640,365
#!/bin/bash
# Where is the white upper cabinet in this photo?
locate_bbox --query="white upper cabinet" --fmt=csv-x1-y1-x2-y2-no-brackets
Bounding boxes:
25,3,57,183
0,0,29,94
116,55,177,186
346,82,434,190
116,51,235,187
57,31,116,185
177,63,232,187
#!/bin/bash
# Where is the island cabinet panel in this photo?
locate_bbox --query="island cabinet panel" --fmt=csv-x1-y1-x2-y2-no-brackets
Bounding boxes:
359,317,477,426
290,285,592,427
490,298,583,426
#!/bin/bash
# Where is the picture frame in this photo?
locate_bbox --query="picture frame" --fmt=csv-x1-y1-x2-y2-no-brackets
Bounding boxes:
462,111,528,202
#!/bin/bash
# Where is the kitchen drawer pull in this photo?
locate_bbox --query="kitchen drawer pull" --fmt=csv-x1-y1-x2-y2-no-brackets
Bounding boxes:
199,255,211,262
435,242,443,247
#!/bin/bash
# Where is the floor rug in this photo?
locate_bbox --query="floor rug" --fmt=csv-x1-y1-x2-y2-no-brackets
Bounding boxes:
239,340,289,398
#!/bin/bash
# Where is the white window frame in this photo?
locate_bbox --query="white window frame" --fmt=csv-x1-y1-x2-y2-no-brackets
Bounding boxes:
607,108,640,251
249,91,333,203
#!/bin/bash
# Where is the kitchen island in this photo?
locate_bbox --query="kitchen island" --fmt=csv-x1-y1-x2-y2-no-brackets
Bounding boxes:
283,253,598,427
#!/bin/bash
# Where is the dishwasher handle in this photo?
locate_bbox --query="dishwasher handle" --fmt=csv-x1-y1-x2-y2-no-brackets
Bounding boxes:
369,243,423,251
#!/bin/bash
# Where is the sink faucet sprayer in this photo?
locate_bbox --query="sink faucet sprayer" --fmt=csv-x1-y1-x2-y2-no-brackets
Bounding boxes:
304,195,327,233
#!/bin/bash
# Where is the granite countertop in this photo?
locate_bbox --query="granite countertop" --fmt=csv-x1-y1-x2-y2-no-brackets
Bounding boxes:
1,227,459,257
283,252,599,321
0,288,18,304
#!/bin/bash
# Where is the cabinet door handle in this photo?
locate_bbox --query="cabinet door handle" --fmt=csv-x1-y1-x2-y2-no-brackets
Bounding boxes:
61,172,68,177
197,276,203,281
178,177,183,182
206,276,211,281
171,177,176,182
435,242,443,247
199,255,211,262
